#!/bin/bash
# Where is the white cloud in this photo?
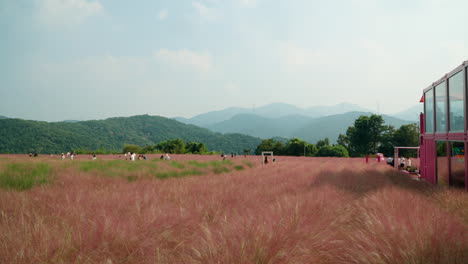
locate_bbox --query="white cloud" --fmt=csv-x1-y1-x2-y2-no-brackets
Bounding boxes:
36,0,103,25
192,1,219,20
154,49,214,72
238,0,257,8
158,8,168,20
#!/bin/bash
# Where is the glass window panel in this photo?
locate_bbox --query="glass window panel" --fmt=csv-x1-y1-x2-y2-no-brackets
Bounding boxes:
425,89,434,133
450,141,465,188
436,141,448,186
435,82,447,132
448,71,464,132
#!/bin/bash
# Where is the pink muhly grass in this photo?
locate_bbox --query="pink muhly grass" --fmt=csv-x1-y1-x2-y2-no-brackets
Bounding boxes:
0,155,466,263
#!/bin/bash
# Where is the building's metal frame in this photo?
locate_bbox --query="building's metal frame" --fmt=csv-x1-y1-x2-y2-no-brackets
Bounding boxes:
420,60,468,190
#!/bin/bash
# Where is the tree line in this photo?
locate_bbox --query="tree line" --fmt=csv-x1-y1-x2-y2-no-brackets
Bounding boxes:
123,139,210,155
256,114,419,157
74,114,421,158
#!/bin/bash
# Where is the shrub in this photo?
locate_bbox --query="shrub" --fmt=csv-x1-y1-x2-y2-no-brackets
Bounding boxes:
316,145,349,157
122,144,142,154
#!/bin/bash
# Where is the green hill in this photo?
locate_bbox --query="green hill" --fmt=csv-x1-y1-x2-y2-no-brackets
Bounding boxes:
206,112,414,144
294,112,414,143
0,115,261,154
208,113,310,138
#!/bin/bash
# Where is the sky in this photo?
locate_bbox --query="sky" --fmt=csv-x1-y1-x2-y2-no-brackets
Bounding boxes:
1,0,467,122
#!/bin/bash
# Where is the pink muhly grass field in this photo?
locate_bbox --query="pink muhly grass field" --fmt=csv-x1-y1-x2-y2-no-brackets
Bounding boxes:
0,155,467,263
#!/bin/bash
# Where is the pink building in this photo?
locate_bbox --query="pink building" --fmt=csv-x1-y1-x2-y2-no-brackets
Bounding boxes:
420,60,467,190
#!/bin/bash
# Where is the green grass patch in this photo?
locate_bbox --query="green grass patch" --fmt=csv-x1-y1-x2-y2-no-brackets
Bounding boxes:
209,160,233,167
233,165,244,171
170,161,185,169
188,161,209,168
156,169,205,179
242,160,254,168
0,163,52,190
212,166,230,174
127,175,137,182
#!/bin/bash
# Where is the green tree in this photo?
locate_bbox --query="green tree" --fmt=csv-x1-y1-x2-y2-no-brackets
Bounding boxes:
316,145,349,157
255,139,276,155
305,143,318,156
123,144,142,154
316,138,330,149
345,114,388,156
285,138,307,156
273,141,285,155
336,134,348,148
140,145,156,154
156,139,186,154
185,142,207,154
393,123,419,157
377,126,396,157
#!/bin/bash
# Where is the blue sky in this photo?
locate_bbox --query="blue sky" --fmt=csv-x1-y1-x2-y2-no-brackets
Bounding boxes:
1,0,467,121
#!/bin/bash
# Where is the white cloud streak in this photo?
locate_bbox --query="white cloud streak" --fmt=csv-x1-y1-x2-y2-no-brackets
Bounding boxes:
192,1,219,20
35,0,103,25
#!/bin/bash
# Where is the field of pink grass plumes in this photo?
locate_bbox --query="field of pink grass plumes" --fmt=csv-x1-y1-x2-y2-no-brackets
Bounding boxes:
0,155,467,263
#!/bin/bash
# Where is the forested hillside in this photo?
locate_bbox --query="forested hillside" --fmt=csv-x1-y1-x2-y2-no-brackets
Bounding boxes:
206,111,413,143
0,115,261,154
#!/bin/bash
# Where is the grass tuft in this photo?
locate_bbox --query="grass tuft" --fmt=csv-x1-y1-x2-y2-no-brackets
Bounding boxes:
242,160,254,168
156,169,205,179
170,161,185,169
212,166,230,174
188,161,208,168
0,162,52,190
234,165,244,171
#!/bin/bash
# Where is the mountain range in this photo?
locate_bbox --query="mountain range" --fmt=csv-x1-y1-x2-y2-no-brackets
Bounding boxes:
206,111,414,143
0,115,261,154
0,102,421,154
174,103,420,143
174,102,376,126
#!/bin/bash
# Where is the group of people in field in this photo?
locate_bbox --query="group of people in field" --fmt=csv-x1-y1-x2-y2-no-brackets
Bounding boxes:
398,157,412,168
60,152,76,160
123,152,152,161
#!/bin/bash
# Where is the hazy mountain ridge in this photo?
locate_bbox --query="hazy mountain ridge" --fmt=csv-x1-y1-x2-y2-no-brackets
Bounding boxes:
207,113,310,139
0,115,261,154
175,102,375,127
392,104,423,121
207,111,414,144
294,112,414,143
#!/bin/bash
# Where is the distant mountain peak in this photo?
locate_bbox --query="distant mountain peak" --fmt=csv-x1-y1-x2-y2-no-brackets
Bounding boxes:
174,102,378,127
